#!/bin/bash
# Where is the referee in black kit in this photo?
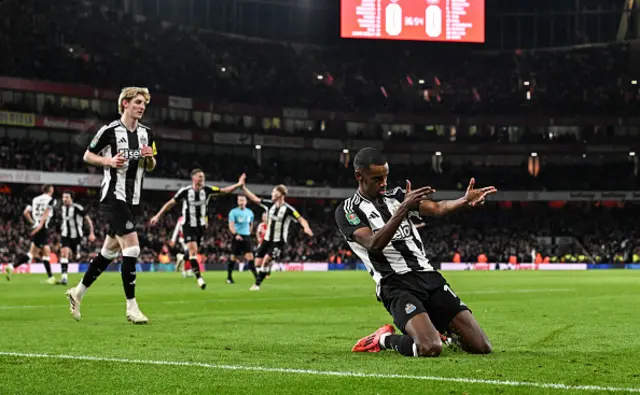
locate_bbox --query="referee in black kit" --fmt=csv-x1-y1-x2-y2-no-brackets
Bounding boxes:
65,87,156,324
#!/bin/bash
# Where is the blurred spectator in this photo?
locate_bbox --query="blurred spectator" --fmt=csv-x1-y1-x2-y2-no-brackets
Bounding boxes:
1,191,639,265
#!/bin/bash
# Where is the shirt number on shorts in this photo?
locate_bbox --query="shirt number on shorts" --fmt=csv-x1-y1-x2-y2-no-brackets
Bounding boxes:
444,284,458,299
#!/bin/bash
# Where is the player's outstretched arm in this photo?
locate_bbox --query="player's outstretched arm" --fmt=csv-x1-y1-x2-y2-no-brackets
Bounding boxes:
298,216,314,237
219,173,247,194
150,199,177,226
419,178,497,217
242,184,262,205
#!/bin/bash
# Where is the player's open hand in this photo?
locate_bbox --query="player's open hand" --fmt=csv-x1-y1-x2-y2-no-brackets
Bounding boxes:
304,227,314,237
141,145,154,158
108,152,127,168
464,178,497,207
149,216,160,226
400,180,436,210
88,233,96,242
238,173,247,185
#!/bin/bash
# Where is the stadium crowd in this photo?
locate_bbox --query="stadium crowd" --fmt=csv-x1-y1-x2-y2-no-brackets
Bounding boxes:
1,0,639,268
1,191,639,266
0,193,348,266
1,0,638,116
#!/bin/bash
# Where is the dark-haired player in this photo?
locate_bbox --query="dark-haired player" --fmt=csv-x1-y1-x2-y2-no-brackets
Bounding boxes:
6,184,56,283
335,147,496,357
150,169,245,290
58,190,96,285
242,184,313,291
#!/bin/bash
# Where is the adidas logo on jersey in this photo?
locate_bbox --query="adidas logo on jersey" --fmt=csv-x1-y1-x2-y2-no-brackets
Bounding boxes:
118,137,127,144
368,211,380,220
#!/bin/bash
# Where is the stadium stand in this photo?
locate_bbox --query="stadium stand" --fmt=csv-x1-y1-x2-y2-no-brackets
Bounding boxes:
0,0,639,268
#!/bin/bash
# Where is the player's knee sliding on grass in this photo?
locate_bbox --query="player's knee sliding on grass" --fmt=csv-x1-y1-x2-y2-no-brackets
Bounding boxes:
338,148,496,357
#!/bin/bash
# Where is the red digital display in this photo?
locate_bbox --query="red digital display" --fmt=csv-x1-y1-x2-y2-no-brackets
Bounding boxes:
341,0,485,43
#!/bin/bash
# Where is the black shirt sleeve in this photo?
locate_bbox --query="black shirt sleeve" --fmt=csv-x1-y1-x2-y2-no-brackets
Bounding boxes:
205,185,222,198
174,187,189,202
335,201,369,241
87,125,113,154
284,204,302,222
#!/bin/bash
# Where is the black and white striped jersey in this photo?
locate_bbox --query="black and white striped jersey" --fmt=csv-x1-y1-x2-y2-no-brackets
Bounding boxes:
173,185,221,228
26,194,55,229
87,120,157,206
261,199,301,243
335,187,435,296
60,203,86,239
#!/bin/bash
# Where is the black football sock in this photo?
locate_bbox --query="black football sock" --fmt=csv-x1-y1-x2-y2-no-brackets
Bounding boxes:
226,262,234,280
121,256,137,299
255,270,267,286
13,253,30,268
81,253,112,288
42,257,53,278
247,260,258,279
383,334,416,357
190,258,201,279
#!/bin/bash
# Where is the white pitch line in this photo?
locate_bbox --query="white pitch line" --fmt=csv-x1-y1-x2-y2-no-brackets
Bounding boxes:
0,289,575,310
0,351,637,393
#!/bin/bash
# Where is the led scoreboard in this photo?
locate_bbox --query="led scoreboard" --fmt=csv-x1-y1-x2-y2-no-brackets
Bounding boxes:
341,0,485,43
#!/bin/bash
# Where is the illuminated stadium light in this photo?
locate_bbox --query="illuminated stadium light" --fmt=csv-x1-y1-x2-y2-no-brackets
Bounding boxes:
435,151,442,156
632,80,638,85
342,149,349,154
630,151,636,157
317,74,324,80
530,152,538,157
255,145,262,150
418,79,425,84
523,81,530,86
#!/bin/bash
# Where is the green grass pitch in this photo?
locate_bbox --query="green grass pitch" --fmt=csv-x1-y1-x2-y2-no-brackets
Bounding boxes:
1,270,639,394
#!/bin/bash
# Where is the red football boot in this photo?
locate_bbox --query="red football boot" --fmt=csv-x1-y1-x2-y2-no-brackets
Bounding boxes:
352,324,395,353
